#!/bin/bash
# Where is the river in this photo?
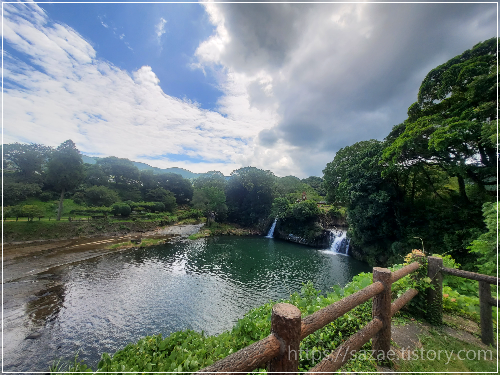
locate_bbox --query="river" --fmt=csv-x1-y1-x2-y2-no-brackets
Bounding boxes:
3,229,370,372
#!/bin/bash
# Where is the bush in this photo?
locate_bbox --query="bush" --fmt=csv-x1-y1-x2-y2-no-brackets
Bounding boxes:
84,186,119,207
178,209,203,220
71,192,85,205
112,204,131,217
40,191,57,202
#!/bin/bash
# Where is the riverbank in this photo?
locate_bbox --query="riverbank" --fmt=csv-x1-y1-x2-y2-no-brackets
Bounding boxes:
3,219,164,244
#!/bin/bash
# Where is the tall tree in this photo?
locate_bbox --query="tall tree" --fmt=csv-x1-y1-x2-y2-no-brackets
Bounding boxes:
3,143,52,184
46,140,84,220
156,173,193,204
323,140,400,264
383,37,497,200
226,167,276,226
96,156,140,185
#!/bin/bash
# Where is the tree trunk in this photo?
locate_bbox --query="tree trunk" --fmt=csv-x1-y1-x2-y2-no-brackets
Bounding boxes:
57,187,65,221
456,175,469,203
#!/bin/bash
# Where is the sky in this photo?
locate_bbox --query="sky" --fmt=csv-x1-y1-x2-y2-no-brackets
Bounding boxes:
3,1,497,178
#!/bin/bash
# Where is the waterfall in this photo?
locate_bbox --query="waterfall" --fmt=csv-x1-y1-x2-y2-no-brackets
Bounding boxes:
329,229,350,255
265,218,277,238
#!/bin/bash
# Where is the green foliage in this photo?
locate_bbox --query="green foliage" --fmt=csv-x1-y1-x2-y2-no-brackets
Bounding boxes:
397,328,497,373
193,171,227,191
270,197,291,218
112,204,132,217
301,176,326,196
83,186,119,207
468,202,498,276
192,186,228,222
145,187,177,212
82,163,108,187
274,200,323,241
19,205,45,221
226,167,276,226
45,140,84,220
71,206,112,216
324,140,400,265
3,181,42,205
178,208,203,220
46,140,84,193
96,156,140,185
3,142,51,184
156,173,194,205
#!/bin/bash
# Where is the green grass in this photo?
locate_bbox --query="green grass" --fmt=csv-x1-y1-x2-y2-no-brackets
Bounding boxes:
396,327,498,374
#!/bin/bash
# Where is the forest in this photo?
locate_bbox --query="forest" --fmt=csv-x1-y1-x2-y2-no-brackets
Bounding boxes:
3,37,497,274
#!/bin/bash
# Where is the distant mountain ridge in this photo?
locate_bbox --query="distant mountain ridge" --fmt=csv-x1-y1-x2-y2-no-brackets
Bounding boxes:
81,155,201,179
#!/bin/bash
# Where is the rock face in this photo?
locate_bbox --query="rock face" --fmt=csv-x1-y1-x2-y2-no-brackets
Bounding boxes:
274,228,330,248
319,213,347,228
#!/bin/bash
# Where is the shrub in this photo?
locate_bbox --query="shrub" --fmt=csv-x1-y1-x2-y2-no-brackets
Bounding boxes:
112,204,131,217
84,186,119,207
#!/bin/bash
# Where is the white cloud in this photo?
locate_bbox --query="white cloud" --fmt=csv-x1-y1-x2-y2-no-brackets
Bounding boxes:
3,3,278,176
155,17,167,41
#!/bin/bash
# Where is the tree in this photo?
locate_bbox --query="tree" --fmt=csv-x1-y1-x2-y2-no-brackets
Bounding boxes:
96,156,140,185
83,164,109,187
3,180,42,205
84,186,120,207
145,187,177,212
383,38,497,200
323,140,401,264
20,205,45,221
46,140,84,220
192,186,228,224
3,143,52,184
226,167,276,226
112,203,131,217
193,171,227,191
468,202,498,276
301,176,326,197
156,173,193,204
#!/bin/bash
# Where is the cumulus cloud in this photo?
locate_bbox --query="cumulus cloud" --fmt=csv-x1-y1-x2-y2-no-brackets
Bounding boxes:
194,2,497,177
3,2,277,175
4,2,496,178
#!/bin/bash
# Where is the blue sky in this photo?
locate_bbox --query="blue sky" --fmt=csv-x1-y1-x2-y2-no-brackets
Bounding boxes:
3,1,497,177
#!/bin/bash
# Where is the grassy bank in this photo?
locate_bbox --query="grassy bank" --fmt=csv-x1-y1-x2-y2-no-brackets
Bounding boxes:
188,222,261,240
3,219,161,243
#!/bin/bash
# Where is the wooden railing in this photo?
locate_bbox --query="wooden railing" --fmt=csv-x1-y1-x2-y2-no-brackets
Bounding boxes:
197,261,422,374
426,256,499,346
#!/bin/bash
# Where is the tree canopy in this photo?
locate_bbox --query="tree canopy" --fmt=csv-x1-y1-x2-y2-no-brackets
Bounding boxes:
46,140,84,220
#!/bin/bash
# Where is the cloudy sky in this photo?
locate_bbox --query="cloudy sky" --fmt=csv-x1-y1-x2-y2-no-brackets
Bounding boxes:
3,1,497,178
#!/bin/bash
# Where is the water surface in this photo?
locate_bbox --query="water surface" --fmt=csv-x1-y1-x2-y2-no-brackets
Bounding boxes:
4,235,370,372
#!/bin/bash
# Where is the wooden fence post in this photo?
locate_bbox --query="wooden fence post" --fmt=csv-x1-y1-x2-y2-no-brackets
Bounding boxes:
479,281,494,345
372,267,392,363
268,303,301,375
427,256,443,325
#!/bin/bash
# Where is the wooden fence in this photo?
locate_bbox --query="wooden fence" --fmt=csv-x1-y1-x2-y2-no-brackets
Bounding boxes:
426,256,499,346
197,261,422,374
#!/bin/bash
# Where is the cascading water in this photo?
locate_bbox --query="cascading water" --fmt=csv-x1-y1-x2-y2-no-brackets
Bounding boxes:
329,229,350,255
265,218,278,238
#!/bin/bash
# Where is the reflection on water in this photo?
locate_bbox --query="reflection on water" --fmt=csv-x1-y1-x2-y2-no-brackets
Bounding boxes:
4,236,370,372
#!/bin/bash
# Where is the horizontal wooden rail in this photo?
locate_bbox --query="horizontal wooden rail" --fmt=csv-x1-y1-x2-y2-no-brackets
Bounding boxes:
198,261,423,374
441,267,499,285
390,288,418,317
197,334,280,374
391,262,420,283
300,281,384,340
308,318,384,374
